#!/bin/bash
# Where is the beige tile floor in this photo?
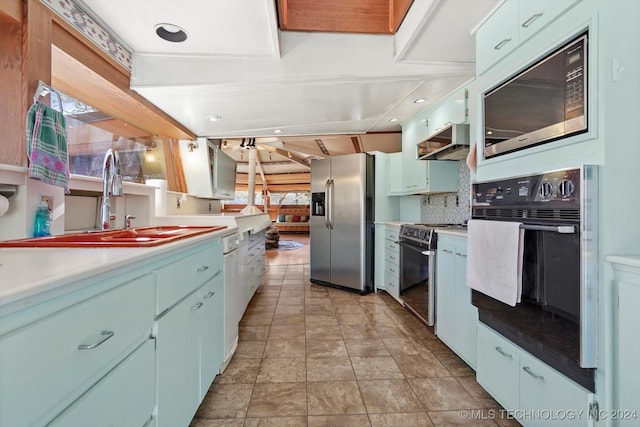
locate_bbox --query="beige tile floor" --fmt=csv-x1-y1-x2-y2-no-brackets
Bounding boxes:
191,264,521,427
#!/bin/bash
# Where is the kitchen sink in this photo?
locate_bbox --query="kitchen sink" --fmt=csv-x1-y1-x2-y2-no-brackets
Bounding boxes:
0,225,227,248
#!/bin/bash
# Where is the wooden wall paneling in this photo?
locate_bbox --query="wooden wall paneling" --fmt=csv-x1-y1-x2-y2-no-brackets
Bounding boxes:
0,0,22,23
163,139,187,194
279,0,391,34
0,21,23,166
50,23,195,141
390,0,414,33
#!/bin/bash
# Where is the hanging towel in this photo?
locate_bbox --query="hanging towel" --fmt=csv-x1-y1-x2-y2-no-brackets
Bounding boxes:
26,101,70,192
466,219,524,306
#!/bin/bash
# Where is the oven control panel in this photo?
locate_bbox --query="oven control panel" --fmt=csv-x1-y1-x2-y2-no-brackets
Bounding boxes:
472,167,582,208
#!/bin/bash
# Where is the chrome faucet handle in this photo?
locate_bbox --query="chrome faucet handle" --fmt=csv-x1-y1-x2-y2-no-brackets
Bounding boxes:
125,214,136,229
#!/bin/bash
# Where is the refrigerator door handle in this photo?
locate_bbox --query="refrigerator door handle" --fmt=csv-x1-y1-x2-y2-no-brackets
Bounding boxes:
327,179,335,229
324,179,331,229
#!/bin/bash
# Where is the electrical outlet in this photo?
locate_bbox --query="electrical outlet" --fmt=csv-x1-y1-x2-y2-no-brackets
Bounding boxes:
444,196,448,208
41,195,53,211
456,195,460,207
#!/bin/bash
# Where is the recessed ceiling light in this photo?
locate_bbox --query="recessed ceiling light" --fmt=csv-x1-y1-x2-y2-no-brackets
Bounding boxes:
389,118,399,122
274,129,282,134
155,23,188,43
414,98,427,104
206,115,222,122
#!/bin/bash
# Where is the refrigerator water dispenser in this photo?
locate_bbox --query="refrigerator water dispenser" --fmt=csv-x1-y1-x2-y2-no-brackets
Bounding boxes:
312,192,325,216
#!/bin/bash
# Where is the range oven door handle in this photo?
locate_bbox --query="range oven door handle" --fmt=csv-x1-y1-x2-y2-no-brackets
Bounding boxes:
396,241,433,256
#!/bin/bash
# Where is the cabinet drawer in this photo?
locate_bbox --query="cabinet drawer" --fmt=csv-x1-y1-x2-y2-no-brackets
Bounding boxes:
386,263,400,279
48,339,155,427
385,251,399,267
385,238,399,255
519,352,589,426
384,227,400,242
155,243,222,315
247,231,265,248
0,274,154,427
384,271,398,291
476,323,519,411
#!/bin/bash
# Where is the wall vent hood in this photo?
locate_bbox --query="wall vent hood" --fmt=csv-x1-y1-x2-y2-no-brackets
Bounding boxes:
417,123,470,161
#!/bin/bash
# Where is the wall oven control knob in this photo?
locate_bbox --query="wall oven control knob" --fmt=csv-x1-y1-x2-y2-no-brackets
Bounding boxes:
558,179,575,197
539,181,553,199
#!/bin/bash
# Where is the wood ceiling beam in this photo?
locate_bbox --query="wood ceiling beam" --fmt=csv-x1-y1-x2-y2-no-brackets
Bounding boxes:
236,183,310,193
236,172,310,185
351,136,362,153
258,145,310,169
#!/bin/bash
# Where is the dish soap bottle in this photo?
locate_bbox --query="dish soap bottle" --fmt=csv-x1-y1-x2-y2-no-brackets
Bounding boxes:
33,201,51,237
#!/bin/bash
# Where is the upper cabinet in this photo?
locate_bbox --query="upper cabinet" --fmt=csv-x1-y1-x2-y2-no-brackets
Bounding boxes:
476,0,582,75
180,139,237,199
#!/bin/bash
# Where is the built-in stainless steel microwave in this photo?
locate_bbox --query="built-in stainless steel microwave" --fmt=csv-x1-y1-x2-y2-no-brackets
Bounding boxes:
483,32,587,159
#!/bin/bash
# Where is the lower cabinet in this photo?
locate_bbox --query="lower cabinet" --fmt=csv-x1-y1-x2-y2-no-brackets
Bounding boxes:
0,272,155,427
477,323,592,427
154,241,225,427
435,234,477,368
383,225,401,302
609,257,640,426
48,339,156,427
240,230,266,306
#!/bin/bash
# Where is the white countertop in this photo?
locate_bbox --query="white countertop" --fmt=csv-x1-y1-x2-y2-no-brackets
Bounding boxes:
154,213,271,234
606,255,640,268
0,227,231,311
375,221,410,227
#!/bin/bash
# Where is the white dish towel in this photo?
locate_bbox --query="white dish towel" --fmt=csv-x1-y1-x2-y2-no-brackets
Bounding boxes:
466,219,524,307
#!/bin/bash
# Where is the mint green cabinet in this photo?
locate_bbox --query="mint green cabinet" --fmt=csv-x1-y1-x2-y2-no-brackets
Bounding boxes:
48,339,155,427
199,270,225,400
477,323,592,426
476,323,520,411
609,258,640,425
435,235,477,368
476,0,581,75
383,226,401,302
156,290,202,427
387,153,404,195
0,273,155,427
154,241,225,427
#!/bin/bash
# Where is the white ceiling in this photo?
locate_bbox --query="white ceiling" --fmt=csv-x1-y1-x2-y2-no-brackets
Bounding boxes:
78,0,499,167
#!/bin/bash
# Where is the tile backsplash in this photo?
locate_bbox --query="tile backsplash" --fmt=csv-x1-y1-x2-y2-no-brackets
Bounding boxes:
420,161,470,224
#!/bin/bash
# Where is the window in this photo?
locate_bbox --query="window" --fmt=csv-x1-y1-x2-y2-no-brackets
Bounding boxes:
56,92,169,183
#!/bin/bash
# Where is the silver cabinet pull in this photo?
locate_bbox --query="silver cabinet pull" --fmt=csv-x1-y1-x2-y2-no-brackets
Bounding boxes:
494,346,513,360
78,330,114,350
521,13,543,28
442,249,454,254
522,366,545,381
455,252,467,257
191,302,204,311
203,291,215,299
494,38,512,50
196,265,209,272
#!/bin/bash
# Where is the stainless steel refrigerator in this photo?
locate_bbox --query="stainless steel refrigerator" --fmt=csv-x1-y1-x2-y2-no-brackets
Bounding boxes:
310,153,374,293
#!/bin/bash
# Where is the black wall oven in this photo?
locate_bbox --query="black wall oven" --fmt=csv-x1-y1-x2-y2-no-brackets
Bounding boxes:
470,166,598,391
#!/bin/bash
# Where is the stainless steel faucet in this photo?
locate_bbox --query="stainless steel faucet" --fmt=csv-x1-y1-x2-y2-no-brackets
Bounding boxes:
100,148,123,230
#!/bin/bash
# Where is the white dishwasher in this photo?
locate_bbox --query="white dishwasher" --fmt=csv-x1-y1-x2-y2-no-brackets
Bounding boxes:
221,232,240,373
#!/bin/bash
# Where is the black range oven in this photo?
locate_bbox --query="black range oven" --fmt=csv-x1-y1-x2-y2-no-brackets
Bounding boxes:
470,166,598,391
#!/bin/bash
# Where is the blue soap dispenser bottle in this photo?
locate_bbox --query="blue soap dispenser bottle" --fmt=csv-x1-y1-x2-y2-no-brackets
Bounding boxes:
33,201,51,237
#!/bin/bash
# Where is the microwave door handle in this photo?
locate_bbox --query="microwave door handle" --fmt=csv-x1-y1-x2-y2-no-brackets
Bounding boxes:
520,224,575,233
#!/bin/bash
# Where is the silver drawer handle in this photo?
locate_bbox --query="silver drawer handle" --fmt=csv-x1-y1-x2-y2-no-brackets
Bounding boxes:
521,13,543,28
494,346,513,360
78,330,114,350
197,265,210,272
455,252,467,257
523,366,545,381
191,302,204,311
203,291,215,299
442,249,453,254
494,38,512,50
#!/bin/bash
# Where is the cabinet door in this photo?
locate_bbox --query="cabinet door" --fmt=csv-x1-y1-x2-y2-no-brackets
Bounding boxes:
519,0,581,43
476,0,519,75
374,224,387,292
387,153,404,195
156,292,201,427
519,352,590,427
48,339,155,427
454,242,477,369
616,280,640,425
435,239,456,345
476,324,519,411
424,161,459,193
199,271,225,399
